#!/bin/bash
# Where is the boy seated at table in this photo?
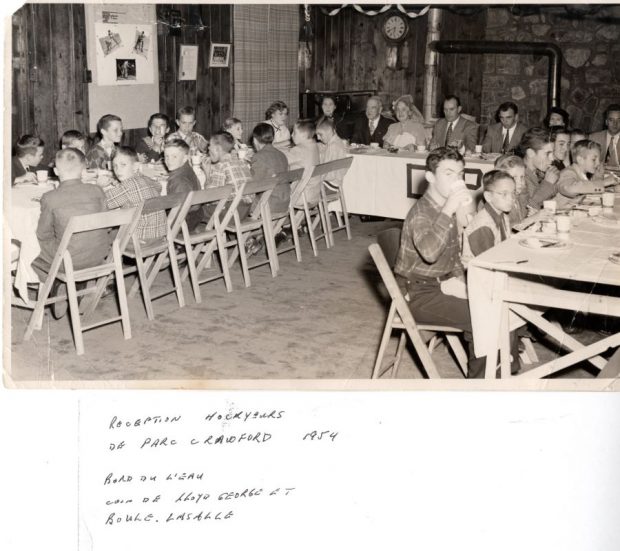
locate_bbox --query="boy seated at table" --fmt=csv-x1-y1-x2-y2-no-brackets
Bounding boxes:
316,118,348,187
494,155,527,225
554,140,616,208
168,106,208,154
12,134,46,186
32,148,110,283
393,147,488,378
102,146,167,243
163,138,204,232
462,170,515,268
61,130,88,154
285,120,321,205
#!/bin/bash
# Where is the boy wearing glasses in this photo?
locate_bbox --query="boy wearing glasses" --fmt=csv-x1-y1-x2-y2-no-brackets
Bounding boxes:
461,170,515,268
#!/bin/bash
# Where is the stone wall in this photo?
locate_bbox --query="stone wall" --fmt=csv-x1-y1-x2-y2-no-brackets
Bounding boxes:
481,6,620,132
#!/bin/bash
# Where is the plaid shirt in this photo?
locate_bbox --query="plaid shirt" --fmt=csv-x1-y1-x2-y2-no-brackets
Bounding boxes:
104,174,167,240
167,130,208,153
207,154,253,203
525,167,558,210
394,192,464,281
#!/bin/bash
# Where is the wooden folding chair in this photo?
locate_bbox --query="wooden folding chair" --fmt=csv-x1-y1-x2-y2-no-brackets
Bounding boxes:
369,242,469,379
317,157,354,247
268,167,311,262
23,207,141,355
124,192,194,320
175,185,238,303
224,175,281,287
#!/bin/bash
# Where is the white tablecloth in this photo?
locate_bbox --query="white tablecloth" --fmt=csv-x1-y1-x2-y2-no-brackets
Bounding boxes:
341,149,496,219
468,203,620,363
10,184,55,299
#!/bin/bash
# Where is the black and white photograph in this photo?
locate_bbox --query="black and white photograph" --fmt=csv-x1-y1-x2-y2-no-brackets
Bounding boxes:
115,57,137,80
208,42,231,67
3,4,620,551
6,2,620,384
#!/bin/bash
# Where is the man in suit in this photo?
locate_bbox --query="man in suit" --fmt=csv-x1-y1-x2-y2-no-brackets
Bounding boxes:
350,95,392,147
482,102,527,154
589,104,620,167
431,95,478,153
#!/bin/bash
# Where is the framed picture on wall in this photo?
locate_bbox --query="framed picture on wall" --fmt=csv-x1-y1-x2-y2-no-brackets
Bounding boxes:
208,43,231,68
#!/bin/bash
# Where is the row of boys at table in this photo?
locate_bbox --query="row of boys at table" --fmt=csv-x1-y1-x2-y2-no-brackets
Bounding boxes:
394,126,618,378
11,100,349,288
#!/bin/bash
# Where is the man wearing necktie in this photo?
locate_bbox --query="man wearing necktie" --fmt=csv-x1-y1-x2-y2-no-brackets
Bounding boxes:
481,102,527,154
589,104,620,168
351,95,392,147
431,95,478,152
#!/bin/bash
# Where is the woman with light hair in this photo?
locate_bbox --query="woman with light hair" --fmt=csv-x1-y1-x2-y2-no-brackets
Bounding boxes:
382,94,427,150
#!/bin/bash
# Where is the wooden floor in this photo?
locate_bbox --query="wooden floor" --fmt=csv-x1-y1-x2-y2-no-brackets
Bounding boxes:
8,217,603,383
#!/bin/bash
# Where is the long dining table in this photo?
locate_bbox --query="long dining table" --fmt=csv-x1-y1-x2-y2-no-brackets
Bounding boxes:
468,198,620,379
340,147,497,219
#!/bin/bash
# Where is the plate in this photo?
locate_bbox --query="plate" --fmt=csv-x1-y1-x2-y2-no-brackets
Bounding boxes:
592,214,620,227
518,237,570,250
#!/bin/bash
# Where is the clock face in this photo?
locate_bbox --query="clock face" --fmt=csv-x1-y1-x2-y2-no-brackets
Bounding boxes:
383,15,408,41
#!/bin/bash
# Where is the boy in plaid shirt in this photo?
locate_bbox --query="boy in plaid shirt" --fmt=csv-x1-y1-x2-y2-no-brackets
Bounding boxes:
394,147,486,378
103,146,166,242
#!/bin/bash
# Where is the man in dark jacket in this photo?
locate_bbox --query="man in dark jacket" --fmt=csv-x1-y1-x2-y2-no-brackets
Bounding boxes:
350,96,392,147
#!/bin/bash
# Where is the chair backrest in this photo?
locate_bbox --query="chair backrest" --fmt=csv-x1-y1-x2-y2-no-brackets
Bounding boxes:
52,207,140,279
276,167,304,184
311,156,354,178
287,164,315,207
243,174,282,219
368,243,440,378
376,227,402,269
139,191,195,246
141,191,190,215
186,184,237,231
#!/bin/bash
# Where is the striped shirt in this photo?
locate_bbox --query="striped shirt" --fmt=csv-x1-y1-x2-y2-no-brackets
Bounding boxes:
394,193,464,281
104,174,166,240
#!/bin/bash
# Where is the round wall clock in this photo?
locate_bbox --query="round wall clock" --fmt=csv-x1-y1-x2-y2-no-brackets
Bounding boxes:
381,13,409,43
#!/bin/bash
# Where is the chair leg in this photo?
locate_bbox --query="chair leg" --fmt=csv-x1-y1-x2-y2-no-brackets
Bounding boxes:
303,205,318,257
65,270,84,355
24,277,54,340
236,229,251,288
321,194,335,248
129,255,155,298
521,337,538,363
167,244,185,308
391,332,407,379
428,335,440,353
340,192,352,240
446,333,468,377
185,242,202,304
372,302,397,379
113,249,132,341
134,254,155,320
262,220,278,278
317,201,332,249
289,211,302,262
215,232,233,293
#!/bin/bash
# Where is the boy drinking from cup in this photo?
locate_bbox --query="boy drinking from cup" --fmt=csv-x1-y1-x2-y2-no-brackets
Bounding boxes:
393,147,486,378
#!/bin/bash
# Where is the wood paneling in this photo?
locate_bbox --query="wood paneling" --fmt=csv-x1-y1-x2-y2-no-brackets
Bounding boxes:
299,6,487,121
438,8,487,121
156,4,232,137
11,3,90,164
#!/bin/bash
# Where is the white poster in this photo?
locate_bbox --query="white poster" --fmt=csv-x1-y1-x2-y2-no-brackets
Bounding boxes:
179,45,199,81
95,23,154,86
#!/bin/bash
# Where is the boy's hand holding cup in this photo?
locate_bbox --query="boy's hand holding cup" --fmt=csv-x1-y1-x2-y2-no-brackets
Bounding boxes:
443,179,473,217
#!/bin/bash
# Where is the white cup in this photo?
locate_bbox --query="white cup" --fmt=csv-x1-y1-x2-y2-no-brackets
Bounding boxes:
555,214,571,233
370,142,380,149
543,200,557,213
36,170,48,183
474,145,483,154
602,191,615,208
417,144,427,152
191,154,202,166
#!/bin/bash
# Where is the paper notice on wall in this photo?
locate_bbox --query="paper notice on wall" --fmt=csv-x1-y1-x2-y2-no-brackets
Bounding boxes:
95,23,154,86
179,45,198,81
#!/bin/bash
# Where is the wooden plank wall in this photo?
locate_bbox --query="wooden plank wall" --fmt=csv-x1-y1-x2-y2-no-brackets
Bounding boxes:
157,4,232,138
11,3,89,164
10,3,233,162
299,6,428,114
298,6,487,121
438,8,487,122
